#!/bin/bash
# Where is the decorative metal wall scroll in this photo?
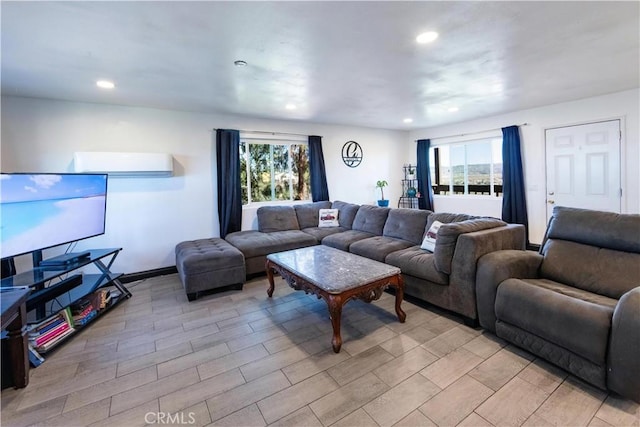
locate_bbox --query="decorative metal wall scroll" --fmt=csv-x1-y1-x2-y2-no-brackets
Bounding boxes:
341,141,363,168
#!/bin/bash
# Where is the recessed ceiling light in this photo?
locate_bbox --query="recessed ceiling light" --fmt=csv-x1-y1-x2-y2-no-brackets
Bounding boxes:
416,31,439,44
403,118,413,123
96,80,115,89
285,104,297,110
234,60,247,67
447,106,459,113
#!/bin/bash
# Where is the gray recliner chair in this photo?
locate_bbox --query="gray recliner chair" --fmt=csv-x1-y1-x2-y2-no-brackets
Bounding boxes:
476,206,639,402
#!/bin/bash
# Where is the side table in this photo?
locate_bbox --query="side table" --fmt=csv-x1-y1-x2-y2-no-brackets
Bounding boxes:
1,288,31,388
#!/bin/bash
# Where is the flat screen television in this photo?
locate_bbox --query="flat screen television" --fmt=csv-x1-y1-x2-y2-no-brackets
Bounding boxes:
0,173,108,260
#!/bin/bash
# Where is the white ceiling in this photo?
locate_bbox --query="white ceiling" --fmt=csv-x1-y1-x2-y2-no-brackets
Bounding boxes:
1,1,638,130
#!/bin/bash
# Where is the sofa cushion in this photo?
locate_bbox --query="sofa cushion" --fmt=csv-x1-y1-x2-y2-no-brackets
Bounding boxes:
385,246,449,285
546,206,640,253
332,201,360,229
258,206,300,232
426,212,476,232
540,239,640,299
496,279,616,365
322,230,375,252
434,218,507,274
301,226,347,242
294,201,332,229
352,205,390,235
224,230,316,258
519,278,619,308
349,236,415,262
495,278,615,365
382,208,430,245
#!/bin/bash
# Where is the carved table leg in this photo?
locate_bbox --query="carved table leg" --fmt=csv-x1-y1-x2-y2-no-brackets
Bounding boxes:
327,295,344,353
266,261,275,298
394,276,407,323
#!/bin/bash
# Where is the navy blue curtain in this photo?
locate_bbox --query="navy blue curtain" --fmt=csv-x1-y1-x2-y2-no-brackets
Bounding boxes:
416,139,434,211
216,129,242,238
502,125,529,242
308,135,330,201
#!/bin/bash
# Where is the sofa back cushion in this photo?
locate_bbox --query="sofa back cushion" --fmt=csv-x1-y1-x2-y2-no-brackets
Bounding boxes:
540,206,640,298
426,212,476,233
434,218,507,274
332,201,360,229
544,206,640,253
294,201,332,229
352,205,390,235
383,208,430,245
257,206,300,232
541,240,640,299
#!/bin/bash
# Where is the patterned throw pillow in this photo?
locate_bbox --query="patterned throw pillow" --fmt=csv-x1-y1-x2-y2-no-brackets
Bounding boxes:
421,220,443,252
318,209,340,228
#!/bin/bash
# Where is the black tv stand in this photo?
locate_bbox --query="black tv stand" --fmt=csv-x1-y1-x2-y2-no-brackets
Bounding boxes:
39,251,91,267
0,248,131,360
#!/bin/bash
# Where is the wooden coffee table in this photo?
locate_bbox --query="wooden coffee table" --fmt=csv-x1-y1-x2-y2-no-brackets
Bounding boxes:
266,245,406,353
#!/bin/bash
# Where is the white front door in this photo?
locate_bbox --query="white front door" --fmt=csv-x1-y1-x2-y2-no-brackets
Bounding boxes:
545,120,621,219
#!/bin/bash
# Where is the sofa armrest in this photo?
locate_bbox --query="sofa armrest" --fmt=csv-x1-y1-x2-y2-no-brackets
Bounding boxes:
447,224,527,320
475,249,542,331
608,286,640,402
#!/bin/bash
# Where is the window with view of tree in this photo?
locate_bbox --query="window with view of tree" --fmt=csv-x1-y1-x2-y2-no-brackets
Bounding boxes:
429,137,503,196
240,139,311,204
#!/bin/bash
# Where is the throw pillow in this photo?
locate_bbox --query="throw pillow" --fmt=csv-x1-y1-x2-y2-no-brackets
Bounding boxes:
421,220,443,252
318,209,339,228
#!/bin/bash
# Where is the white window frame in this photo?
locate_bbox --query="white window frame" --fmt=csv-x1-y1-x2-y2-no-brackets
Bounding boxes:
240,134,311,206
430,136,503,198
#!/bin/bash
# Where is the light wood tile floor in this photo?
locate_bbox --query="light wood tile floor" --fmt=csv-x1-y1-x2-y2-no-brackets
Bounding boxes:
2,274,638,427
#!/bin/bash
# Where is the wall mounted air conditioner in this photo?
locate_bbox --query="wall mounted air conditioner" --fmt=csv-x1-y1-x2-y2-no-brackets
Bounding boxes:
73,152,174,177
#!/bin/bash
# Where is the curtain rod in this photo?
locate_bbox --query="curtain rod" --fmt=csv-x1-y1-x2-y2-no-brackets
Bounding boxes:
416,123,529,142
239,137,310,143
211,129,320,138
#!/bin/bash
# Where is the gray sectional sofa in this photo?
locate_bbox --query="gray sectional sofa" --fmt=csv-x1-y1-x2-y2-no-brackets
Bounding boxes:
476,206,640,402
224,201,526,324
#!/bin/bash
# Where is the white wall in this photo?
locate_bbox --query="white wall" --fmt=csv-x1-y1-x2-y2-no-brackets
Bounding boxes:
409,89,640,244
4,89,636,272
241,127,406,230
1,96,407,274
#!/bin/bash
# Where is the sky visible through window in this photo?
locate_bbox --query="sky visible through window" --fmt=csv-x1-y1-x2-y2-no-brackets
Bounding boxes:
430,137,502,195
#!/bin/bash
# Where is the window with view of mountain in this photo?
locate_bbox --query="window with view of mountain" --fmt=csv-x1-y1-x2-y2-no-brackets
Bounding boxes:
240,140,311,205
429,137,503,196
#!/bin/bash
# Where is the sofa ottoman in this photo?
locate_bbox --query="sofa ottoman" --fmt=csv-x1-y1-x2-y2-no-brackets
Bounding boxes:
175,238,246,301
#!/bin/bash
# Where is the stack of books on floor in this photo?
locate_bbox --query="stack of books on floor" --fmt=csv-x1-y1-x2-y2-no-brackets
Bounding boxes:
71,297,97,326
27,287,120,358
28,307,75,353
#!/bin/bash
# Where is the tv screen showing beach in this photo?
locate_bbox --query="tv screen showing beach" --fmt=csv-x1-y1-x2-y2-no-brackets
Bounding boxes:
0,173,108,259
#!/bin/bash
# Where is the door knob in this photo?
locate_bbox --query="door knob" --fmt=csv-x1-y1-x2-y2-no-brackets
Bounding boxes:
548,200,555,204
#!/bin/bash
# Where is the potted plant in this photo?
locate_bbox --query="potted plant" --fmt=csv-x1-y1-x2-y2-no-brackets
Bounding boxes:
376,180,389,207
